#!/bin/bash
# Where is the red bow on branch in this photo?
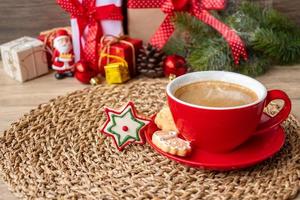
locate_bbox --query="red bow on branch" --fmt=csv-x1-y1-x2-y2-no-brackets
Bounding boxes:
128,0,247,64
57,0,123,69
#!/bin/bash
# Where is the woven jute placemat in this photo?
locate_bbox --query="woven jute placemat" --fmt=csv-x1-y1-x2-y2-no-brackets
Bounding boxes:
0,78,299,200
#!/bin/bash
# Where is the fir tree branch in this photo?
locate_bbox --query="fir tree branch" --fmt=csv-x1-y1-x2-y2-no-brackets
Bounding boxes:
262,8,299,32
164,0,300,76
163,34,187,56
251,28,300,63
187,38,233,71
236,52,270,76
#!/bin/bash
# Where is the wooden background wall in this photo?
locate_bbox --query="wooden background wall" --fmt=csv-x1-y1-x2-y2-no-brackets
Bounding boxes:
0,0,69,44
0,0,299,44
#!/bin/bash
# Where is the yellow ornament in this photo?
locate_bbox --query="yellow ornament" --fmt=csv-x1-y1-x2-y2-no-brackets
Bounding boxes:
105,62,130,84
101,53,130,84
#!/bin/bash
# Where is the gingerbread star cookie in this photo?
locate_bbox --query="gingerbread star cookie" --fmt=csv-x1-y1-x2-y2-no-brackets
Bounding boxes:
100,102,151,151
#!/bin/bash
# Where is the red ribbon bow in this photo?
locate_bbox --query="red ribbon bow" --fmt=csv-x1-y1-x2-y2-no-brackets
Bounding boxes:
128,0,247,64
57,0,123,69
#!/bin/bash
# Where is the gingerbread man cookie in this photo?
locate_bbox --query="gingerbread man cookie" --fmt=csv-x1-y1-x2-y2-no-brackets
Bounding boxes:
152,131,191,157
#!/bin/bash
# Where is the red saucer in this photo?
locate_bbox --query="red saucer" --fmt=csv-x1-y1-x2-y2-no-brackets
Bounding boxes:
145,114,285,171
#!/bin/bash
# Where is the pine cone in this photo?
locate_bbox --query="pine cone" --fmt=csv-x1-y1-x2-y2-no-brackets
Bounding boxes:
137,44,165,78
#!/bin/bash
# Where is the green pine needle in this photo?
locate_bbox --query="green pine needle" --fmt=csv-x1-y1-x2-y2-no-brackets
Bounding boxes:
163,34,187,56
262,8,298,32
251,28,300,64
236,53,270,76
187,38,233,72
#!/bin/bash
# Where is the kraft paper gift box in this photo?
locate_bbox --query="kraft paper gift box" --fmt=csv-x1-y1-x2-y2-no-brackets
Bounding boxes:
1,36,49,82
127,0,165,43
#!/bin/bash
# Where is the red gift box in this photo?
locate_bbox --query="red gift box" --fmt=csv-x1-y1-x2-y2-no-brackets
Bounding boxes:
99,36,142,77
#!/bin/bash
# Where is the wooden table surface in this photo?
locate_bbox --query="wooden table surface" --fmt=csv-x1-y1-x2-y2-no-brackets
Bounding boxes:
0,63,299,199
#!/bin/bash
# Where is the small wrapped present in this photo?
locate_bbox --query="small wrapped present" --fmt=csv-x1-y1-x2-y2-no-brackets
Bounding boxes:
99,35,142,77
103,54,130,84
57,0,124,71
1,37,49,82
38,27,71,67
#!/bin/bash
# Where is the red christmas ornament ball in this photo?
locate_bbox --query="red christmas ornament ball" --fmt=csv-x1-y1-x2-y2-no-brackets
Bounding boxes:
163,55,188,77
74,61,98,84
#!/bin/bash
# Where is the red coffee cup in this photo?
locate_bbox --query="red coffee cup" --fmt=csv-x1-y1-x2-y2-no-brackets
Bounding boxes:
166,71,291,153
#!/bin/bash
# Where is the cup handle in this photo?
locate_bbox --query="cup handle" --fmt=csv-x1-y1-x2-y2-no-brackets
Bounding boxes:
254,90,291,135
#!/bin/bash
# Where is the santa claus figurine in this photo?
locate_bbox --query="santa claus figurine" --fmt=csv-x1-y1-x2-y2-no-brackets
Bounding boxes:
52,30,75,79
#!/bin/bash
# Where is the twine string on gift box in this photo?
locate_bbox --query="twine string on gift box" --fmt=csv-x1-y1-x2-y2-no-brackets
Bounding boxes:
19,48,48,81
40,30,56,56
4,51,18,77
99,35,136,74
3,38,48,81
21,48,47,80
3,38,33,78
